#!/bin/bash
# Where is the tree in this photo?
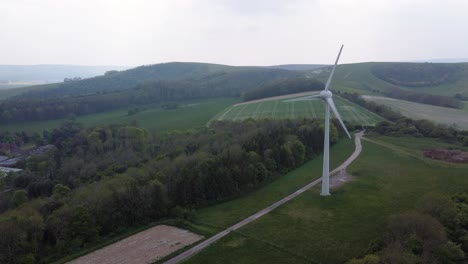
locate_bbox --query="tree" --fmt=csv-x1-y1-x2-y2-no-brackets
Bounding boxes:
10,190,28,208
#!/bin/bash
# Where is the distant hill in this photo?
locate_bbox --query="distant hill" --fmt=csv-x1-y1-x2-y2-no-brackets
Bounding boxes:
267,64,327,71
412,58,468,63
0,62,310,123
0,64,129,83
15,62,299,98
312,62,468,98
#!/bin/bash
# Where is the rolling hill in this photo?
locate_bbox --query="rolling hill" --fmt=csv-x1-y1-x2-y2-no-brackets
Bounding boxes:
0,64,128,84
2,61,468,131
317,62,468,97
11,62,299,99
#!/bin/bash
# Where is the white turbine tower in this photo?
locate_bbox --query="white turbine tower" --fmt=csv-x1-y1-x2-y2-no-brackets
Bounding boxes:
285,45,350,196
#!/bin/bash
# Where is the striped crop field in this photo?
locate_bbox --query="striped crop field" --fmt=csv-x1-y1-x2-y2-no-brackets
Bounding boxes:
210,95,385,126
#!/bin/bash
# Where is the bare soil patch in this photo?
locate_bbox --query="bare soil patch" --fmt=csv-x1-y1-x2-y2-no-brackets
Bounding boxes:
330,169,353,188
67,225,203,264
423,149,468,163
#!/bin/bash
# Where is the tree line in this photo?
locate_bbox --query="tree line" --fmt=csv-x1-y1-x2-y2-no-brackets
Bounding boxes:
348,193,468,263
242,77,324,101
384,87,463,109
339,92,468,146
0,119,344,263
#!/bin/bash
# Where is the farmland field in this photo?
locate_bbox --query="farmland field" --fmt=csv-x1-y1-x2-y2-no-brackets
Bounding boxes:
1,97,238,133
363,95,468,129
210,95,384,126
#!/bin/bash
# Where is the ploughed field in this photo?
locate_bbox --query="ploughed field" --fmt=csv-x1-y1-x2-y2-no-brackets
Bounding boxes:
67,225,202,264
211,95,384,126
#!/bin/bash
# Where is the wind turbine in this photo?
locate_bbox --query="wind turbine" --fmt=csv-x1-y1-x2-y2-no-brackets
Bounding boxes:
284,45,351,196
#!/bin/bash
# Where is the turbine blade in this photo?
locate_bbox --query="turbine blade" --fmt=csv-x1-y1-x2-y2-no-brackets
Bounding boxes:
283,94,321,102
325,97,351,138
324,45,344,91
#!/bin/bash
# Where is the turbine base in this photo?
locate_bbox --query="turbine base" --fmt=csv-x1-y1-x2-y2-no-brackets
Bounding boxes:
320,192,331,196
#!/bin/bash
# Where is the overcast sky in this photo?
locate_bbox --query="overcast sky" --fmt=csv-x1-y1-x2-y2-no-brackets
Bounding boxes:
1,0,467,66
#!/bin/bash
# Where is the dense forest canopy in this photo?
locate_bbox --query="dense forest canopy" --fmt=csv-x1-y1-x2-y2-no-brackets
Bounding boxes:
371,62,461,87
0,119,345,263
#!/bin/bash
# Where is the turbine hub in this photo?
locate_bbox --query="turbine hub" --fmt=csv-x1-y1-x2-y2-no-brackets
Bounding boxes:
320,90,333,99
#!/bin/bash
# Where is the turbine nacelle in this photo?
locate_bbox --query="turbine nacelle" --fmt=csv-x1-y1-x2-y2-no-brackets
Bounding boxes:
319,90,333,99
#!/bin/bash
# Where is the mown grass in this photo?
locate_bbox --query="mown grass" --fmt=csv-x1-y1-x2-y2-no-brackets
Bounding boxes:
185,136,468,264
1,97,238,133
211,96,384,126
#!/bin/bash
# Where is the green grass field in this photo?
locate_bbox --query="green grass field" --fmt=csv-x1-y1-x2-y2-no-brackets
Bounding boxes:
318,62,468,97
183,136,468,264
210,96,384,126
1,97,238,133
363,95,468,129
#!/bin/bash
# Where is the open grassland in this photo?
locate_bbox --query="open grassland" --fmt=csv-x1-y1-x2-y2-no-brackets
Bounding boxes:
210,96,384,126
363,95,468,129
314,63,395,95
315,63,468,97
1,97,238,133
184,136,468,264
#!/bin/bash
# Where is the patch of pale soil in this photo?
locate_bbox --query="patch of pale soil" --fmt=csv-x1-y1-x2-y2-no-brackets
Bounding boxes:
330,169,353,188
234,91,320,106
67,225,203,264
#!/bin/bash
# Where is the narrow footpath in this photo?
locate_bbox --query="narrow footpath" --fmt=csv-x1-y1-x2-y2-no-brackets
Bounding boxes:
164,131,365,264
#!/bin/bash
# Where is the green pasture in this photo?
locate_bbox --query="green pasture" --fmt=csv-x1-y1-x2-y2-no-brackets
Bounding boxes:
184,136,468,264
210,95,384,126
363,95,468,130
316,62,468,97
1,97,238,133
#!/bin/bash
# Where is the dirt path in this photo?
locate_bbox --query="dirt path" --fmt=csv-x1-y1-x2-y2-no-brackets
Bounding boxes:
67,225,203,264
164,131,365,264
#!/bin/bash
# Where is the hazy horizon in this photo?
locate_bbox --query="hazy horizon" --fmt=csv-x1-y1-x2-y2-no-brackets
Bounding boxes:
2,0,468,66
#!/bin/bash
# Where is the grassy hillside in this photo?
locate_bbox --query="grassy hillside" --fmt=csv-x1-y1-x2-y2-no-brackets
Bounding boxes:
4,62,468,100
363,95,468,129
211,95,384,126
267,64,327,71
319,62,468,97
184,136,468,264
9,62,297,99
1,97,238,133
